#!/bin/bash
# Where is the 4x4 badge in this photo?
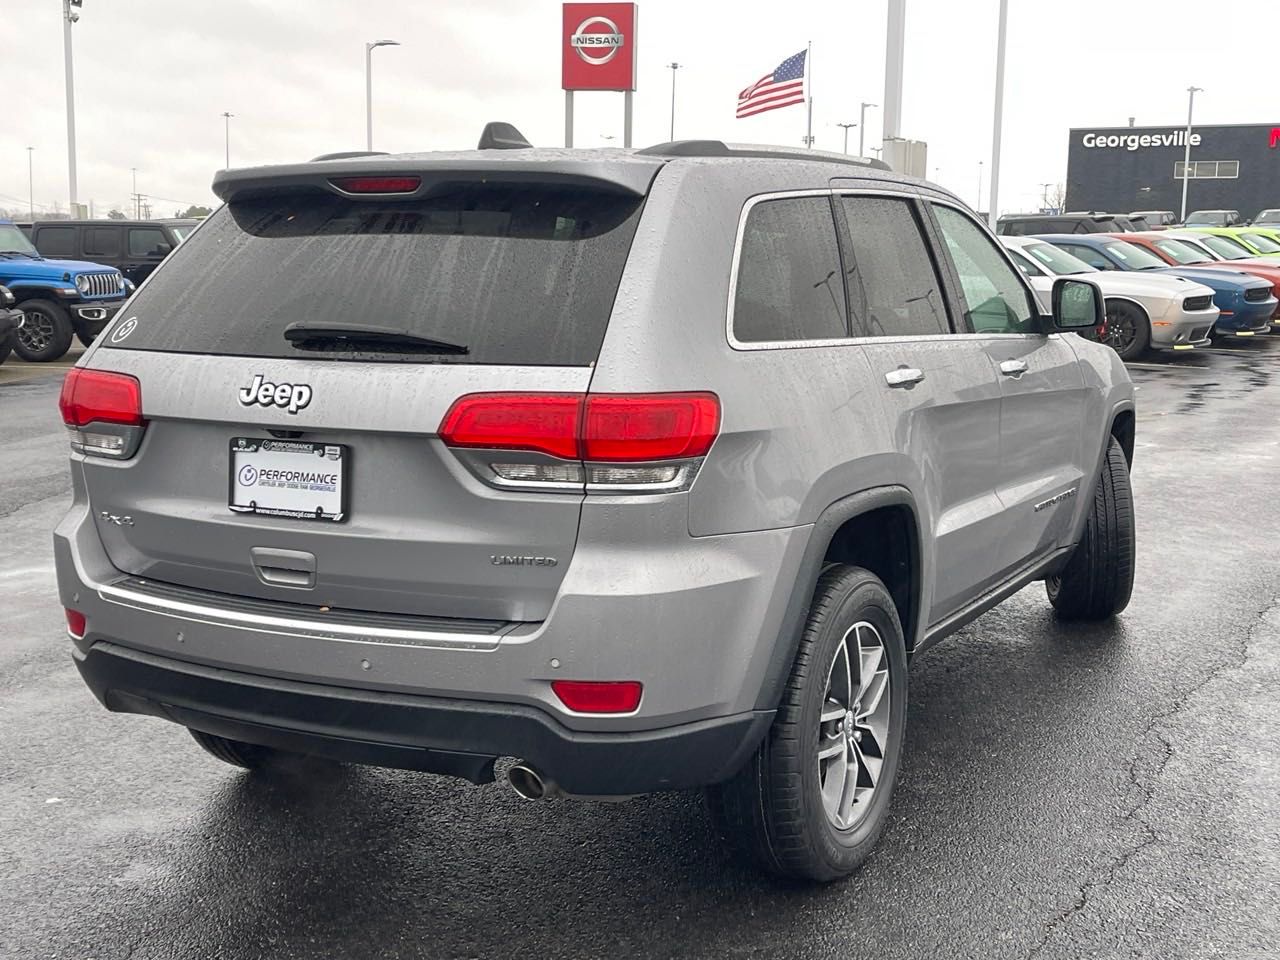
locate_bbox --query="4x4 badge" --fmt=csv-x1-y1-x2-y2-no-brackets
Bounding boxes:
237,374,313,415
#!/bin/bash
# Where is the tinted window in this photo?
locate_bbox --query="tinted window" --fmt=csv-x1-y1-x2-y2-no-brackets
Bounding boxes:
839,196,946,337
1198,234,1251,260
1059,244,1113,270
1009,251,1044,278
1152,238,1209,264
1021,241,1095,275
933,205,1036,334
84,226,121,258
1101,241,1165,269
36,226,77,257
107,183,644,365
733,196,847,343
1241,232,1280,253
128,228,170,257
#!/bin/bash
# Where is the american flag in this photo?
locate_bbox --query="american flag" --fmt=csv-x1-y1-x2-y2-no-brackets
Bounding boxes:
736,50,807,119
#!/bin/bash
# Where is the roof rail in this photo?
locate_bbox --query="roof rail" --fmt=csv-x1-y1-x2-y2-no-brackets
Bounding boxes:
636,139,892,171
310,150,390,162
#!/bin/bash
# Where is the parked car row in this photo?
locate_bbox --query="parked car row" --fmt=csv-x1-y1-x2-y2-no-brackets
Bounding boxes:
998,208,1280,237
0,216,200,362
1013,230,1278,359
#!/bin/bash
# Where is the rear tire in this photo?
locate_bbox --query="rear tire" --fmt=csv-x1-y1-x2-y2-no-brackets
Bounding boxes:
1046,436,1135,620
188,728,288,771
706,566,908,882
1103,300,1150,362
13,299,74,362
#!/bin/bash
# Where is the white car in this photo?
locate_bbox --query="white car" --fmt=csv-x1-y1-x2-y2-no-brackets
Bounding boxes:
1000,235,1218,360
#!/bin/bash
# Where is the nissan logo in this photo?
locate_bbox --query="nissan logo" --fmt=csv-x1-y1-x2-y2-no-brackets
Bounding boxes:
569,16,624,65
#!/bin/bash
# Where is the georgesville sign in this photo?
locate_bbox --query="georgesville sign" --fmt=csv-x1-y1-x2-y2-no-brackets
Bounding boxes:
562,3,638,91
1080,130,1201,151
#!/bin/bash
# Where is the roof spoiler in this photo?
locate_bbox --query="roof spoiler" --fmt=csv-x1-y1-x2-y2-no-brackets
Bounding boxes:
478,122,533,150
310,150,391,162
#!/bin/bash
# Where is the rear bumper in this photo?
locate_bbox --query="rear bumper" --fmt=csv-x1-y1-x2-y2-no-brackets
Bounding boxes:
74,640,773,794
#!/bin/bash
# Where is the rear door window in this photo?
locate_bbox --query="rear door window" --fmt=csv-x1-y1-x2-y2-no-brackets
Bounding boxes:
106,182,645,365
127,228,170,258
36,226,77,258
838,195,948,336
732,196,848,343
84,226,121,258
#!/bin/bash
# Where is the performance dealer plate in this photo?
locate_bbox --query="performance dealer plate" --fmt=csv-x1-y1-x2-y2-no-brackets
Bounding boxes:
229,438,348,522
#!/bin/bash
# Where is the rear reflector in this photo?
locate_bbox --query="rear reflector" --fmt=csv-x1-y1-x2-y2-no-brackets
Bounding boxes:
65,609,86,638
59,368,144,427
438,392,720,463
551,680,643,714
329,175,422,194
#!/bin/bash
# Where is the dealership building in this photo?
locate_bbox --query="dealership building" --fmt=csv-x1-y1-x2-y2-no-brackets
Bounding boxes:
1065,122,1280,219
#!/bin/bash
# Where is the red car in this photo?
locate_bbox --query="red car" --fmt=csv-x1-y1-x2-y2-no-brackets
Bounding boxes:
1114,232,1280,321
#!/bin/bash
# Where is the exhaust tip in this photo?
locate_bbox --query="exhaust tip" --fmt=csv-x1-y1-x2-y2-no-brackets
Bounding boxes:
507,763,547,801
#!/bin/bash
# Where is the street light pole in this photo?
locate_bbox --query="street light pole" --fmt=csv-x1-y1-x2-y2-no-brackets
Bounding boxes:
1180,85,1202,223
27,147,34,218
858,102,877,157
977,160,983,211
365,40,400,151
836,123,857,154
987,0,1009,227
131,167,137,219
667,62,681,141
221,112,233,169
1040,182,1053,210
63,0,81,214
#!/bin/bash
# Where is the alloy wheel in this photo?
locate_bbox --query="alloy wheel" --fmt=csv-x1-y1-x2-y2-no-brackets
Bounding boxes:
17,311,54,354
1103,305,1137,355
817,621,892,830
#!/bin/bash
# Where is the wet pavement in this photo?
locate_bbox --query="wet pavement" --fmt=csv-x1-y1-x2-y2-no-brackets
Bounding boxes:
2,340,1278,960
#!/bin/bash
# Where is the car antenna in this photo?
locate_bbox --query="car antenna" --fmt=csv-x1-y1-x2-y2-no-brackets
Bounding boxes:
478,122,533,150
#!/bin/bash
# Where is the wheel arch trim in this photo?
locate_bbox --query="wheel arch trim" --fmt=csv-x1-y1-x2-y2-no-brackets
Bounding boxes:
753,485,923,712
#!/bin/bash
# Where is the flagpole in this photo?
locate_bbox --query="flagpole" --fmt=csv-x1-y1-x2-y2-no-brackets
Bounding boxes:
804,40,813,148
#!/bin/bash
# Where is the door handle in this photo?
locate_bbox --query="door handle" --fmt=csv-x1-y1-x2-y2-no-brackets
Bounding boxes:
884,367,925,388
999,359,1029,378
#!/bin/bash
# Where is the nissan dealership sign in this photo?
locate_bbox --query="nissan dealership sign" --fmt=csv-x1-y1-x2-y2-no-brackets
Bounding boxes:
1081,130,1202,151
562,3,637,91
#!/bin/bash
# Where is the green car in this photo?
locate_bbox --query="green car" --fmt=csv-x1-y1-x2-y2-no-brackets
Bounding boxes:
1185,226,1280,258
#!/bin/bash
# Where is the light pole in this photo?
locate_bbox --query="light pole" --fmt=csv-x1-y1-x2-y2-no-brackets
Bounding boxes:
63,0,82,214
977,160,983,211
131,167,138,219
667,62,681,141
836,122,857,154
1040,182,1053,211
365,40,400,151
858,102,877,156
1179,86,1202,223
221,112,233,169
988,0,1009,227
27,147,34,218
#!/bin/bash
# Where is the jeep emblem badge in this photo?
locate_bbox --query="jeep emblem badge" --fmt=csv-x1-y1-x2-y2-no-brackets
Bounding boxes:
237,374,313,415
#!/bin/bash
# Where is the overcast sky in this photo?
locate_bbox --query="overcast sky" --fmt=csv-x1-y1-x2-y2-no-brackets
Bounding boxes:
5,0,1279,219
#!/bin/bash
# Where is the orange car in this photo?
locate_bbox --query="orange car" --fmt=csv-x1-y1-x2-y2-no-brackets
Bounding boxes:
1114,232,1280,321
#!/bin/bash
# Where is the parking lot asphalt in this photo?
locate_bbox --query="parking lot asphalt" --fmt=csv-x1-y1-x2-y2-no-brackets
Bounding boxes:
1,340,1278,960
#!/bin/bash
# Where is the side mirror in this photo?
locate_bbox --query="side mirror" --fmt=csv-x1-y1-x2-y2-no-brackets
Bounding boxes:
1048,277,1105,333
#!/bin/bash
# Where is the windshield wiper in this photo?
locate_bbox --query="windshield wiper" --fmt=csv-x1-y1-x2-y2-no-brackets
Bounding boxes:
0,250,37,259
283,322,469,354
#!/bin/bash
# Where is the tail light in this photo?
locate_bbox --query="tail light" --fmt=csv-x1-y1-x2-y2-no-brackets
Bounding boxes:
59,368,146,459
551,680,642,714
439,392,720,493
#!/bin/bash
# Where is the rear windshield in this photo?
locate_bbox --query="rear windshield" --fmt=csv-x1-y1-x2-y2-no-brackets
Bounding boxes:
106,182,644,365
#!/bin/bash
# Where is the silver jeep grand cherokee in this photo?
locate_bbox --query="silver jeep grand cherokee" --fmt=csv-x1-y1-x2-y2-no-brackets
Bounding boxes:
54,132,1136,882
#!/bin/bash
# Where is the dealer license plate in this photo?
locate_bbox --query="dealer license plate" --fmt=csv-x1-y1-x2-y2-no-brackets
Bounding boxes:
229,438,347,522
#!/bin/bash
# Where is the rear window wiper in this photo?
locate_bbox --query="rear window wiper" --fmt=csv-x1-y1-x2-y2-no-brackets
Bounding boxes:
283,322,469,354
